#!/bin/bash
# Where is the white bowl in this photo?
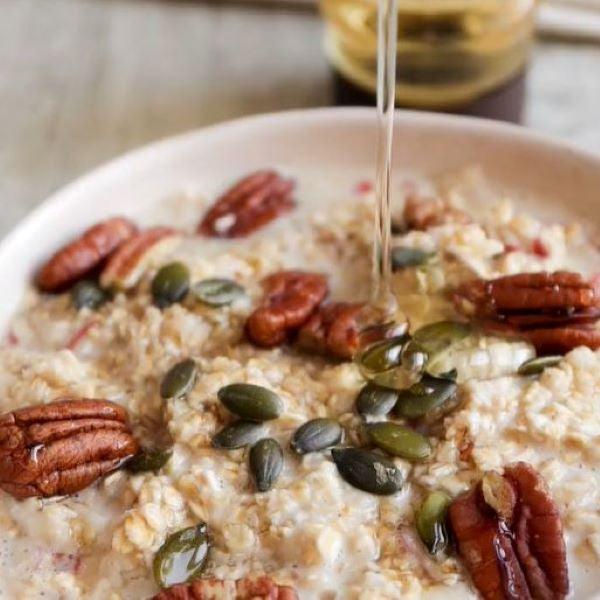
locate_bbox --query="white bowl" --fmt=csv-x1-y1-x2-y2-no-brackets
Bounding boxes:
1,107,599,596
2,107,600,333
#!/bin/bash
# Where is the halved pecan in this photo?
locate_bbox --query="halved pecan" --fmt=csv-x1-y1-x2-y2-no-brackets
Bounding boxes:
246,271,328,347
36,217,138,292
448,462,569,600
520,325,600,355
0,398,139,499
297,301,364,360
152,576,298,600
505,463,569,600
100,227,179,289
501,308,600,329
403,195,471,231
198,170,295,238
454,271,600,354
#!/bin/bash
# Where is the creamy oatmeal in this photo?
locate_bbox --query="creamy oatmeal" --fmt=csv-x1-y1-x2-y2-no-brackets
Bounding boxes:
0,169,598,599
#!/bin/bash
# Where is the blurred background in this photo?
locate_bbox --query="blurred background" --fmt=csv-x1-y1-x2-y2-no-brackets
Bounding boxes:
1,0,599,238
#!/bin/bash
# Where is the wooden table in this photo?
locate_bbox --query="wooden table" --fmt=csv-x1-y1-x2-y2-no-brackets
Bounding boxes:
1,0,599,238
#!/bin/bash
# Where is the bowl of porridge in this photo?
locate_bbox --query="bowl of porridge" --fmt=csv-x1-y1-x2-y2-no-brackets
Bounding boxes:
0,108,598,599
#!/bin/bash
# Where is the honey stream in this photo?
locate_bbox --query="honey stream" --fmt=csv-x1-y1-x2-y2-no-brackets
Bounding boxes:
368,0,404,327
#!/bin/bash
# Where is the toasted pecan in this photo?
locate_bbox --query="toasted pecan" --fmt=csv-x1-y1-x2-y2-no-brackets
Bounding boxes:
36,217,138,292
449,463,568,600
518,325,600,355
297,301,364,360
505,463,569,600
100,227,179,290
454,271,600,354
403,195,471,231
152,576,298,600
198,170,295,238
0,398,138,499
246,271,328,347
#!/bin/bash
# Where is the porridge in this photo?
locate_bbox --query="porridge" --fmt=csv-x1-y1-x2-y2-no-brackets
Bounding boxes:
0,168,598,599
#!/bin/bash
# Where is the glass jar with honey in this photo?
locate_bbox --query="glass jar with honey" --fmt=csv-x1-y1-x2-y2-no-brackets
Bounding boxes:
319,0,538,122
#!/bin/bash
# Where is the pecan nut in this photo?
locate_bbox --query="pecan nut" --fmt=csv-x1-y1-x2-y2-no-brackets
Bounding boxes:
448,462,569,600
246,271,328,347
297,301,364,360
36,217,138,292
100,227,179,290
152,576,298,600
198,170,295,238
0,398,139,499
403,195,471,231
454,271,600,354
518,325,600,355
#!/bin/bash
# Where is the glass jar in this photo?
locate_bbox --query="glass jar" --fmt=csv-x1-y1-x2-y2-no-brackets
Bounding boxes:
319,0,537,122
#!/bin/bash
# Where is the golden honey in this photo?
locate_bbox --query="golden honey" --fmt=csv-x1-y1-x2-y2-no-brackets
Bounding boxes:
320,0,537,112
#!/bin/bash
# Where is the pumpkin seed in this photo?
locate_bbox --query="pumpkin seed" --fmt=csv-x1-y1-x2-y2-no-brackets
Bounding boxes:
290,418,343,455
394,373,458,422
437,368,458,381
400,341,428,376
193,278,246,307
415,491,451,554
366,422,432,462
356,335,409,379
356,320,408,352
331,447,403,495
518,355,562,376
372,366,422,391
249,438,283,492
71,280,108,310
212,421,265,450
218,383,282,421
391,247,436,270
126,448,172,473
153,523,209,588
152,262,190,308
413,321,471,358
160,359,197,400
356,382,398,417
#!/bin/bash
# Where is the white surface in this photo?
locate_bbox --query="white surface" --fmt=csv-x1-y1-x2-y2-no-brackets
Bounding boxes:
2,106,600,333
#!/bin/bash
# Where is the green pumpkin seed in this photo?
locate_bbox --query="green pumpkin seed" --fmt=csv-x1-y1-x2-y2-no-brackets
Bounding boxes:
249,438,283,492
372,366,422,391
518,355,562,376
394,373,458,422
71,280,108,310
400,341,429,376
415,491,451,554
437,368,458,381
367,422,432,462
356,320,408,351
212,421,265,450
218,383,282,421
331,447,403,495
356,382,398,417
153,523,209,588
160,359,197,400
356,335,409,378
413,321,471,358
291,418,343,455
391,247,436,270
193,278,246,307
126,448,172,473
152,262,190,308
